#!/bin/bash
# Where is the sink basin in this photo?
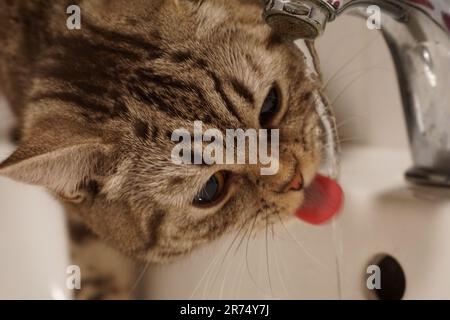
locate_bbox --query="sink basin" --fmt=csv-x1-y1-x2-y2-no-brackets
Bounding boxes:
0,104,71,300
143,145,450,299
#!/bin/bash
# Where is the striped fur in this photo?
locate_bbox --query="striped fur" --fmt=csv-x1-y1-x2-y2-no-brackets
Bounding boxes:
0,0,333,299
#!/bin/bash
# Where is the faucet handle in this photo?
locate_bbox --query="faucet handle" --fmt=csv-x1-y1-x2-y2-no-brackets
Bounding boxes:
263,0,332,40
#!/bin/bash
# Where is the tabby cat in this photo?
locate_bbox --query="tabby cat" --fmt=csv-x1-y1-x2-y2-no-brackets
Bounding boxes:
0,0,336,299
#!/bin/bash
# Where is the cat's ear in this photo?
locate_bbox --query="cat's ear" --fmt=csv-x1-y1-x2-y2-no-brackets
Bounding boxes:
0,139,111,203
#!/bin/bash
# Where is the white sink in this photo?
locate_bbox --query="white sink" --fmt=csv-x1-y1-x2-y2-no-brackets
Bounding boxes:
0,124,71,299
143,145,450,299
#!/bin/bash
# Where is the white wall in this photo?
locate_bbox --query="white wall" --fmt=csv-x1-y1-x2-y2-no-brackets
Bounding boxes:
0,90,71,300
316,15,408,149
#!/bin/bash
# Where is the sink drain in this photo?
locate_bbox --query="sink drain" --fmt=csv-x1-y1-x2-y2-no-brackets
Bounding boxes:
366,254,406,300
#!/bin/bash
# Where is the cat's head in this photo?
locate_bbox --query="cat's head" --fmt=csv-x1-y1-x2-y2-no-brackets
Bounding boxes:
0,0,334,261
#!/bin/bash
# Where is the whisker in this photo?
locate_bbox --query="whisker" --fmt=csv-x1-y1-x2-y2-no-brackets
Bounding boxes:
201,237,237,299
338,136,367,144
234,216,253,254
270,222,275,240
330,70,377,106
275,212,330,271
319,30,373,63
219,248,236,300
245,210,266,294
323,36,382,91
335,115,368,129
332,218,345,299
189,241,226,299
325,65,389,91
265,214,274,298
272,225,290,298
209,213,259,292
232,250,247,299
129,260,150,296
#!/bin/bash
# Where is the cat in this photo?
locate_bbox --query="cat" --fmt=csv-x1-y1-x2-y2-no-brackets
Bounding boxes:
0,0,336,299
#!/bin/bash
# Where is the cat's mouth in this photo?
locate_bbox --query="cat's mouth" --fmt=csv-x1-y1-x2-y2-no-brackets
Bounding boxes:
295,174,343,225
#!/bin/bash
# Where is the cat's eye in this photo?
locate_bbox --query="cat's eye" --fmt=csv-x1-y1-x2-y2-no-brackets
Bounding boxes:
193,171,227,206
259,85,280,126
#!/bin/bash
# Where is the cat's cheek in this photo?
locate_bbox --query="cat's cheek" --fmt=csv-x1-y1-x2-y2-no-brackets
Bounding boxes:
185,206,220,219
281,192,306,217
55,192,85,204
183,200,227,221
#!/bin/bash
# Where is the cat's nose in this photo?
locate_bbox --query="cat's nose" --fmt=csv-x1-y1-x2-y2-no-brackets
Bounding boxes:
281,168,304,193
263,162,304,193
256,152,304,193
287,170,304,192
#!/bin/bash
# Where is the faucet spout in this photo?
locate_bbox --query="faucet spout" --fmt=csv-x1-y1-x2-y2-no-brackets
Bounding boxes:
263,0,333,39
263,0,450,187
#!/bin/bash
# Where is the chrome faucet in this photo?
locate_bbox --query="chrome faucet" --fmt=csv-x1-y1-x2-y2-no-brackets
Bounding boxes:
263,0,450,187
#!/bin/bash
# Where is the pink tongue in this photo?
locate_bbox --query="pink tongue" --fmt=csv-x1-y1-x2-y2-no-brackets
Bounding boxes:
295,174,344,225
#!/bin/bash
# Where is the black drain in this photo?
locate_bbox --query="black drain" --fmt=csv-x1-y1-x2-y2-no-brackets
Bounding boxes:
369,254,406,300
